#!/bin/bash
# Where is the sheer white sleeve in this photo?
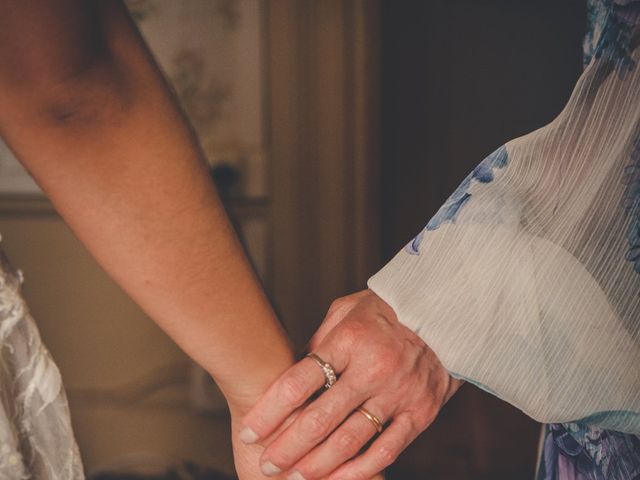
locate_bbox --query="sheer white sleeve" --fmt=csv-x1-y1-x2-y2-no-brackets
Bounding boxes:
369,1,640,434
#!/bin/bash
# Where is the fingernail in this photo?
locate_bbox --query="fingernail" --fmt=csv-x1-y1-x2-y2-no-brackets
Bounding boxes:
261,461,281,476
287,471,306,480
239,426,258,444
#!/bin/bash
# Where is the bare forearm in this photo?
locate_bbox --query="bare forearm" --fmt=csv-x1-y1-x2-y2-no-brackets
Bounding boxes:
0,0,292,407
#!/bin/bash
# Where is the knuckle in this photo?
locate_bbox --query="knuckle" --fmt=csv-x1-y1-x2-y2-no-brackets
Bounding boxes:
377,444,399,466
329,297,347,312
278,373,308,405
338,319,371,350
338,322,361,347
409,413,424,431
397,414,421,436
413,406,437,429
300,407,331,438
265,447,293,470
367,348,400,379
298,462,322,480
327,296,351,318
336,431,362,454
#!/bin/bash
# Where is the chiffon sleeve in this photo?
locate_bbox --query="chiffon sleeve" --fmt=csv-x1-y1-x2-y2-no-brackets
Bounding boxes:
369,1,640,434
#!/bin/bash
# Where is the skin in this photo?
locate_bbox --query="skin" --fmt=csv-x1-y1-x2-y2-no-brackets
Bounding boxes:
242,290,463,480
0,1,292,478
0,2,458,479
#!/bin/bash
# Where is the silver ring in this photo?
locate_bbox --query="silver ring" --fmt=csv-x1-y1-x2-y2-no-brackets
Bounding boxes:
306,353,337,389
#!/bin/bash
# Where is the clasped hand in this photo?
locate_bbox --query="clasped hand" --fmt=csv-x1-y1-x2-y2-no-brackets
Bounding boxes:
239,290,462,479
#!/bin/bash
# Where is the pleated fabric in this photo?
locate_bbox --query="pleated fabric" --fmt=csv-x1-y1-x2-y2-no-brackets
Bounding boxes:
369,0,640,435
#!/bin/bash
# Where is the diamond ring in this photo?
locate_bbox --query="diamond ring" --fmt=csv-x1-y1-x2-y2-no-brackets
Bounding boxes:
306,352,337,389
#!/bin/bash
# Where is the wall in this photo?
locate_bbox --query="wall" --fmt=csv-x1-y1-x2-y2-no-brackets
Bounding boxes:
0,207,235,476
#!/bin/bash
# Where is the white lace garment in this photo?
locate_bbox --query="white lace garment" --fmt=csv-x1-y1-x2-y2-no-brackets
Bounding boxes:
0,251,83,478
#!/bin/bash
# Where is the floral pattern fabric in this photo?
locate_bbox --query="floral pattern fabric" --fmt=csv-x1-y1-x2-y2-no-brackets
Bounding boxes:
537,424,640,480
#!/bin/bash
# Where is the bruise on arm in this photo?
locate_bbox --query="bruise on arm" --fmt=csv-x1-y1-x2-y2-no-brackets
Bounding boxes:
0,0,144,128
0,0,181,205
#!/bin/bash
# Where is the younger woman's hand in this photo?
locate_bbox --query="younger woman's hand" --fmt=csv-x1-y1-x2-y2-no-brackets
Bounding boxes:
231,412,286,480
238,290,463,480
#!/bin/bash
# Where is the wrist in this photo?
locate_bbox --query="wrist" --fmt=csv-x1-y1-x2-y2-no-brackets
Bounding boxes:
224,388,263,419
212,349,295,418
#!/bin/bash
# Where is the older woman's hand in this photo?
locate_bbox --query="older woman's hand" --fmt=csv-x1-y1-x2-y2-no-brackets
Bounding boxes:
239,290,463,480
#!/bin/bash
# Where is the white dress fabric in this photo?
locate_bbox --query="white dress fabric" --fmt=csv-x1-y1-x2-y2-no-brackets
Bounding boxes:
369,0,640,435
0,250,83,478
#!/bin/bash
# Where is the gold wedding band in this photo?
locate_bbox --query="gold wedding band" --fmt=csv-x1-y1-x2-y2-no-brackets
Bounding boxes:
356,406,383,433
306,353,337,389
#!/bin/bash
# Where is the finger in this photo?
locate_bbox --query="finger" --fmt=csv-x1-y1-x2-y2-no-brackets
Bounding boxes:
259,382,367,476
240,349,347,446
309,291,370,350
287,402,388,480
327,414,418,480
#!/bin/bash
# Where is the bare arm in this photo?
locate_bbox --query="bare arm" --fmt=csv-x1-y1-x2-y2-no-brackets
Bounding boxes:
0,0,292,413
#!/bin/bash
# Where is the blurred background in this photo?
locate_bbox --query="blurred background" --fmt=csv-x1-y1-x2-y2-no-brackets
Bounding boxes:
0,1,586,478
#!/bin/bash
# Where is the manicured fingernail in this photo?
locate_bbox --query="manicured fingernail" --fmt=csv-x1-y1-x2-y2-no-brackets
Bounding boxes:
287,471,306,480
261,461,281,476
239,427,258,444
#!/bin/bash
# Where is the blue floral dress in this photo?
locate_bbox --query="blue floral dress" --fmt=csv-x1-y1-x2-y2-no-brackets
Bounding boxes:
539,3,640,478
369,1,640,478
537,423,640,479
